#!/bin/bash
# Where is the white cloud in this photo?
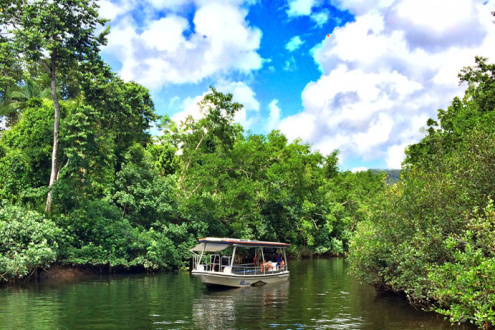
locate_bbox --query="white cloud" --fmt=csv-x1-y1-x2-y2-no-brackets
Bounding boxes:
265,99,281,132
287,0,319,17
215,81,260,112
279,0,495,169
278,112,316,142
386,144,407,168
286,36,305,52
171,94,206,124
98,0,132,20
102,1,263,89
145,0,192,11
390,0,487,51
310,10,329,27
351,166,368,173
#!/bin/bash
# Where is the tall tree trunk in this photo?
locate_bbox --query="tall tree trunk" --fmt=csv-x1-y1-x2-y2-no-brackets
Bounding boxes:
45,55,60,213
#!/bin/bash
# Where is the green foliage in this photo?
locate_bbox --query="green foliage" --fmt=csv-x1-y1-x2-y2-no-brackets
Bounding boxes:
113,144,177,227
136,223,197,270
171,105,384,255
57,199,196,271
322,170,385,254
58,199,140,267
0,99,54,204
349,58,495,328
405,57,495,169
0,77,50,126
1,0,110,212
429,200,495,328
2,0,109,66
0,205,62,282
349,131,495,303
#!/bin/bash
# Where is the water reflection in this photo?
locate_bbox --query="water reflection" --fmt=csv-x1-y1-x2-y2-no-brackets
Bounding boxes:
0,259,476,329
192,282,289,329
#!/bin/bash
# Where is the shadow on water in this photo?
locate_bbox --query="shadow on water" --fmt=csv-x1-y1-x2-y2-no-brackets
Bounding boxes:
0,259,476,329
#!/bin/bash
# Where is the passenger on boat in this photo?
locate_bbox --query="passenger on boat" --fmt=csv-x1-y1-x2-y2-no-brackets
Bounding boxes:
276,253,285,266
260,260,273,271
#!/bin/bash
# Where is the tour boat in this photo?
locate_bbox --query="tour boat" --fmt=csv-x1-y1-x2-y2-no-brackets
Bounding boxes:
190,237,290,288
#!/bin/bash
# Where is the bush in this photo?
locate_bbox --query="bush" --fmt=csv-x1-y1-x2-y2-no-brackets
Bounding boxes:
348,131,495,327
135,223,197,270
58,200,141,267
58,199,196,271
0,205,62,282
429,200,495,328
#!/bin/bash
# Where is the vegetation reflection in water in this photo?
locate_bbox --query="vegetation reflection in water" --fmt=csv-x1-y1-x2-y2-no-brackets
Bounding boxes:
0,259,475,329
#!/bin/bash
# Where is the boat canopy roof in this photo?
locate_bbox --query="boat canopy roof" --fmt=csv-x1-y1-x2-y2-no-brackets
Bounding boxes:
189,237,290,252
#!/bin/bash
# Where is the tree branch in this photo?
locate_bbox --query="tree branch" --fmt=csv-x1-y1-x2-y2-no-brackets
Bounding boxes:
186,183,202,200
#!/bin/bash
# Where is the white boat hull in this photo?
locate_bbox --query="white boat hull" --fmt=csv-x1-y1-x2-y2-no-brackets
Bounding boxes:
192,270,289,288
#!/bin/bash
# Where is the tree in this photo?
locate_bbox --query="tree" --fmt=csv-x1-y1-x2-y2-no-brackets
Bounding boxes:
174,87,243,197
0,99,54,204
1,0,109,212
404,57,495,169
0,78,51,126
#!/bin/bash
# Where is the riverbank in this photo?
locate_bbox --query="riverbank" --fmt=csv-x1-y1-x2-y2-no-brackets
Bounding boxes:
2,253,344,286
1,263,149,286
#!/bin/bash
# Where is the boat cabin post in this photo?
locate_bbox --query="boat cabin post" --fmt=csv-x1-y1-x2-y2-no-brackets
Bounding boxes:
283,248,288,270
198,244,206,271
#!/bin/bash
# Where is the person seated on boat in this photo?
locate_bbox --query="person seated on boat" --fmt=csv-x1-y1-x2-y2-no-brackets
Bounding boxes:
275,253,285,268
253,253,259,267
260,259,273,271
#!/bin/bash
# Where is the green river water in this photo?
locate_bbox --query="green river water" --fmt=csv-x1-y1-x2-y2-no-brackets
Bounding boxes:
0,258,474,329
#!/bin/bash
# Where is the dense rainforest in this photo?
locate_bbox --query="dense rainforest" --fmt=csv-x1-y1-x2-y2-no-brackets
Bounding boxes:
1,1,494,328
0,0,384,282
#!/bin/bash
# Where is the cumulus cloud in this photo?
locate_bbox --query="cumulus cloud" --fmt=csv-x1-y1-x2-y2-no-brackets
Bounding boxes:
98,0,132,20
286,36,305,52
287,0,320,17
279,0,495,168
102,1,263,89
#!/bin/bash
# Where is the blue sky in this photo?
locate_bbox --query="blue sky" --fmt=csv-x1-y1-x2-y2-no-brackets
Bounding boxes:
98,0,495,171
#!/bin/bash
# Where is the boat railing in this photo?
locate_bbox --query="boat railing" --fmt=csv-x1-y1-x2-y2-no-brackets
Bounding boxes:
193,254,288,274
221,256,231,268
231,263,287,275
193,254,233,272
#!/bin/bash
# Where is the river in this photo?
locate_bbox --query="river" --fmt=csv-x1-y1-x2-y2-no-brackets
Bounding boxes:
0,258,473,329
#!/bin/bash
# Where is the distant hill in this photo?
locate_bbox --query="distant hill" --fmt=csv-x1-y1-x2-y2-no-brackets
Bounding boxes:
370,169,401,184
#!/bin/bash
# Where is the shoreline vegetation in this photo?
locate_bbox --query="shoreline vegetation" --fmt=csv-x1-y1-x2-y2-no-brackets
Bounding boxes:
348,57,495,329
1,253,346,286
1,1,494,328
